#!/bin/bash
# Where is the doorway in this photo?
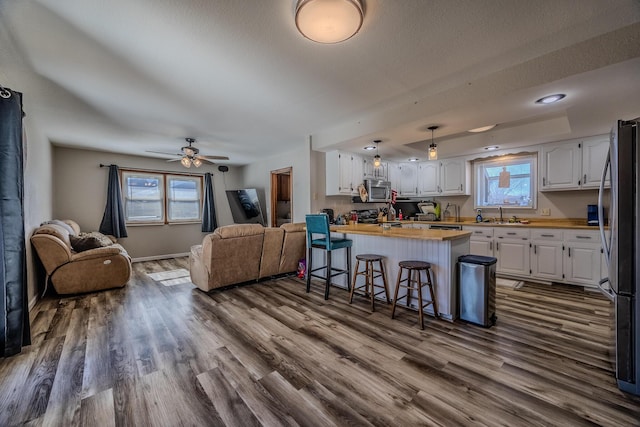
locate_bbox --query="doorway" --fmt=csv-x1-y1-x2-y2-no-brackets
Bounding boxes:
270,167,292,227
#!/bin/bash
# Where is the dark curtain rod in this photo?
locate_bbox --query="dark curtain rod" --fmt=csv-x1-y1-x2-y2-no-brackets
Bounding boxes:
99,163,206,177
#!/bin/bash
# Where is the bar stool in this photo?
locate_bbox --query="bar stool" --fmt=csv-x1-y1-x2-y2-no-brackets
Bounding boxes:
305,214,352,300
391,260,439,330
349,254,390,311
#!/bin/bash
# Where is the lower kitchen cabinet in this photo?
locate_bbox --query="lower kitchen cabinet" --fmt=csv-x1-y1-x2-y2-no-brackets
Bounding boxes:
494,228,530,277
530,229,564,281
466,226,494,257
563,230,602,286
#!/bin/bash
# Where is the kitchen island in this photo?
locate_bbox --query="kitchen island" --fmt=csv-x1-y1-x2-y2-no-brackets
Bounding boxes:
314,223,471,321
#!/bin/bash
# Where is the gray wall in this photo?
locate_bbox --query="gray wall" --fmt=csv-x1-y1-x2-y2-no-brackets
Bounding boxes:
241,139,312,225
52,146,242,259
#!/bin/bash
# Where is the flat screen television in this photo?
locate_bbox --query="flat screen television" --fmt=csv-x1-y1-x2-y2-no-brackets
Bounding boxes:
225,188,266,226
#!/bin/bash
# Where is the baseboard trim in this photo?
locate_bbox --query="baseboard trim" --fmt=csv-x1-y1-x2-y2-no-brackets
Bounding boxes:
132,252,190,263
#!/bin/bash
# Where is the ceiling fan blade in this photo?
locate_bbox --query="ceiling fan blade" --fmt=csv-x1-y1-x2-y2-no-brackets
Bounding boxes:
146,150,181,156
166,158,182,162
199,155,230,160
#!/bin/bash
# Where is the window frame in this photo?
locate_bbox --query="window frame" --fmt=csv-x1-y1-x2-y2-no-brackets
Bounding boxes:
473,153,537,210
120,170,204,226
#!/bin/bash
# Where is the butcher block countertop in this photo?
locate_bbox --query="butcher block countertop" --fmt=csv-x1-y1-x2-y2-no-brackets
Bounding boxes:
395,218,606,230
330,223,471,241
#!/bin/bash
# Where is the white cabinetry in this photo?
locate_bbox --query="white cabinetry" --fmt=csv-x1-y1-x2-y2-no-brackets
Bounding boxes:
418,162,439,195
387,162,400,191
398,162,418,196
540,136,609,191
563,230,601,287
466,226,494,257
440,158,469,195
326,151,364,196
530,229,564,281
363,157,388,180
494,228,530,276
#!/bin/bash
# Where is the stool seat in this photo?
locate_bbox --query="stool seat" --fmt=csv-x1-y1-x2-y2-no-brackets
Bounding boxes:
398,260,431,270
355,254,384,262
392,259,439,329
349,253,390,311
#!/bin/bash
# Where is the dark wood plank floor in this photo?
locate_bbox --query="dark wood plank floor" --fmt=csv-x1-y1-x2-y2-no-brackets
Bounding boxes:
2,257,639,426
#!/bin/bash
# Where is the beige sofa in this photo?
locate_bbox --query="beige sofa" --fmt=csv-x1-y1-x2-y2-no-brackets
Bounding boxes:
30,220,132,295
189,222,306,292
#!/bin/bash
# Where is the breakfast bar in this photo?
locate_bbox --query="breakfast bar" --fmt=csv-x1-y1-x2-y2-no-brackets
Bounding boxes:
315,223,471,321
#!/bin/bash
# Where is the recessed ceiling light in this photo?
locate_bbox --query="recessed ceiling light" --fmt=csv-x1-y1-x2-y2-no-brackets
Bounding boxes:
484,145,500,151
408,157,419,162
535,94,566,104
363,145,376,150
469,125,497,133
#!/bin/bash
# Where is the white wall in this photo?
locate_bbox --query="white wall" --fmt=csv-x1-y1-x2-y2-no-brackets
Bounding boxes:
52,146,243,259
241,139,312,225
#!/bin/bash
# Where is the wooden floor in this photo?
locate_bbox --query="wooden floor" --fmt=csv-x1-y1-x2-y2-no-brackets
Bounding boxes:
2,258,640,426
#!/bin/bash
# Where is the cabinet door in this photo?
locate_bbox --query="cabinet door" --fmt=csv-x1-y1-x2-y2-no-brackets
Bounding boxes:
440,158,466,195
326,151,351,196
350,154,364,195
564,243,601,287
470,239,494,257
363,156,374,179
531,241,563,280
418,162,439,196
581,136,610,189
339,153,353,194
496,239,530,276
398,163,418,196
541,142,581,190
387,162,400,191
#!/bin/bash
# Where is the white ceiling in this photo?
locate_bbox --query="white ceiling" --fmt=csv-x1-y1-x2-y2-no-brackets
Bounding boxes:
1,0,640,165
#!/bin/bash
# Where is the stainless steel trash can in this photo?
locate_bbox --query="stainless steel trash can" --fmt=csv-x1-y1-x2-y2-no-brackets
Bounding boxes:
458,255,497,327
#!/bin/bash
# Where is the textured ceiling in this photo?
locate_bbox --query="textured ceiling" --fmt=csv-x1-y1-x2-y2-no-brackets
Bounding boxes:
1,0,640,164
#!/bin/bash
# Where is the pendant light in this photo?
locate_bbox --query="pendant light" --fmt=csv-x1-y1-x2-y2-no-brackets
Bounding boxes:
428,126,439,161
373,139,382,168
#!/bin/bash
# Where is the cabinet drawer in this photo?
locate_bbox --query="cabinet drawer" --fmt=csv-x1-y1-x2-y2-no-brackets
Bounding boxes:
494,228,530,240
464,226,493,237
530,229,563,241
564,230,599,243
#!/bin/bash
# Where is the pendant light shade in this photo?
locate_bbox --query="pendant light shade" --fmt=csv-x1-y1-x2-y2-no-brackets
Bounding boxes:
428,126,438,161
295,0,364,44
181,156,192,168
373,139,382,167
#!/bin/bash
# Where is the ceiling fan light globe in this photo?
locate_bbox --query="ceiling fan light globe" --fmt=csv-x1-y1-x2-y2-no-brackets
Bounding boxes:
183,147,195,157
192,158,203,167
181,156,191,168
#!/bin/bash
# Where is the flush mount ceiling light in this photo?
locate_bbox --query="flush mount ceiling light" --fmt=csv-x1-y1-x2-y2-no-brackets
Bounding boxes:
428,125,439,161
535,94,566,104
363,145,376,150
408,157,419,162
484,145,500,151
295,0,364,44
373,140,382,168
469,124,497,133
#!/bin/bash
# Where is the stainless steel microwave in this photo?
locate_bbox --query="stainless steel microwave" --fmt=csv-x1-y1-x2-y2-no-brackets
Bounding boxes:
364,179,391,203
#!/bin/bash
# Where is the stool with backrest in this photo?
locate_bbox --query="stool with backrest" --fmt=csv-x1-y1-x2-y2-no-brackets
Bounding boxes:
305,214,352,300
349,254,390,311
391,260,439,329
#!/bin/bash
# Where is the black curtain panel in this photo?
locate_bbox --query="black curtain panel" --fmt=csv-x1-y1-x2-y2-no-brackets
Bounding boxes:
99,165,128,238
201,172,217,232
0,87,31,357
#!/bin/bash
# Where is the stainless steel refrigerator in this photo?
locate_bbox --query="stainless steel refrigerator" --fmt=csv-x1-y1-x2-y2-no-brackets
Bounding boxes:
598,119,640,396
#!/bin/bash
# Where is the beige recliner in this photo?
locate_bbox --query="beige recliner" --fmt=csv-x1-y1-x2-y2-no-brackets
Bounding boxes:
30,220,132,295
190,222,306,292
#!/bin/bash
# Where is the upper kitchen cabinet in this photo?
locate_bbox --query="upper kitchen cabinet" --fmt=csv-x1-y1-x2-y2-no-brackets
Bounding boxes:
440,158,470,195
387,162,400,191
540,135,609,191
325,151,365,196
363,157,388,180
398,162,418,196
418,158,470,197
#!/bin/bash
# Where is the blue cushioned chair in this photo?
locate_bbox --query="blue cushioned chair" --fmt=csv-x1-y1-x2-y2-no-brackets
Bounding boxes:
305,214,352,300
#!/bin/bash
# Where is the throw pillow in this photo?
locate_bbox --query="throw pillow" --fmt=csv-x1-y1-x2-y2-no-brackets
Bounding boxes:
82,231,114,247
41,219,75,235
69,235,104,252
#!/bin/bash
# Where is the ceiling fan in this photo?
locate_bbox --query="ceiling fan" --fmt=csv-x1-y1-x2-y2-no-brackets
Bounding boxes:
147,138,229,168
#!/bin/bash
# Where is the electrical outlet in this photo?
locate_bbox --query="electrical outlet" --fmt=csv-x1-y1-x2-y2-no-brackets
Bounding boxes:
541,208,551,216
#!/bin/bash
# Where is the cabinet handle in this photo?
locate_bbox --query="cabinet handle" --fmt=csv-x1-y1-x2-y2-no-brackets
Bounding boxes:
507,232,516,235
496,242,499,251
541,234,554,237
543,177,546,186
568,247,571,257
534,245,537,254
584,174,587,184
576,235,592,239
474,231,482,234
460,184,463,191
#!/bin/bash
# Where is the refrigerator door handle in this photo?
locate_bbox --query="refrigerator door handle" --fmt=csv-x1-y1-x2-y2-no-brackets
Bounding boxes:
597,277,614,302
598,150,611,265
